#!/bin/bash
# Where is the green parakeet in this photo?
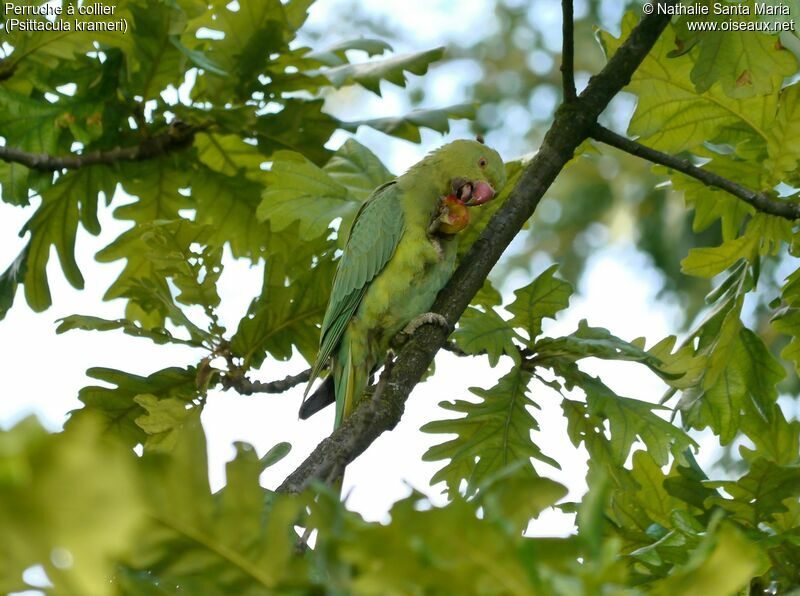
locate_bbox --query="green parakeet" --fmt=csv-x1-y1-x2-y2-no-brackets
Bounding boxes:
301,139,506,428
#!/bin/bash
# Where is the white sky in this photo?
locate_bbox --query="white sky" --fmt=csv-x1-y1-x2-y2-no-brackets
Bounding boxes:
0,0,711,536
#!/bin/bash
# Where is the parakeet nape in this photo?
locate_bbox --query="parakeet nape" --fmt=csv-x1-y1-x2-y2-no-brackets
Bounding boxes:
301,139,506,428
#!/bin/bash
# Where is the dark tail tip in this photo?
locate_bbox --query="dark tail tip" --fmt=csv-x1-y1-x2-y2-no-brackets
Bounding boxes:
299,375,335,419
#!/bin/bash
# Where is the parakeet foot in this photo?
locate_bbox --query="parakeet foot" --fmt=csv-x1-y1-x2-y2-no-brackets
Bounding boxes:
401,312,449,337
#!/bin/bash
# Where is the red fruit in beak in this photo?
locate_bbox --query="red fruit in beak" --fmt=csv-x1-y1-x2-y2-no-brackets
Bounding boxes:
438,194,470,234
464,181,495,206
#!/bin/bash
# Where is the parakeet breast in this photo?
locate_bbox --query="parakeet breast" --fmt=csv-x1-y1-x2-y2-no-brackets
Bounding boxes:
356,227,455,343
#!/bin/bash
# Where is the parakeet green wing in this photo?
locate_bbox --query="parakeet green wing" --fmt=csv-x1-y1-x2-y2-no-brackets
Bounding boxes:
304,181,405,399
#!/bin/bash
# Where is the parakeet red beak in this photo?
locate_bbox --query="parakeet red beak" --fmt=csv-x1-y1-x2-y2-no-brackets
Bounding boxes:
454,180,496,207
464,181,495,206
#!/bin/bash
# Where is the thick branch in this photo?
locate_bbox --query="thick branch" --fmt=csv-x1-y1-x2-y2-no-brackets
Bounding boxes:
0,122,200,171
591,125,800,221
561,0,577,102
225,369,311,395
277,4,677,494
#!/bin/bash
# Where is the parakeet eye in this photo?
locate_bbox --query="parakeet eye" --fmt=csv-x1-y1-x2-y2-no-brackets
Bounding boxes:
478,157,487,167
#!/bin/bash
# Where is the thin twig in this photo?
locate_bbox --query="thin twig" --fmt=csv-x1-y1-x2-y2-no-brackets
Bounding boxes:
561,0,577,102
0,121,204,172
591,124,800,221
224,369,311,395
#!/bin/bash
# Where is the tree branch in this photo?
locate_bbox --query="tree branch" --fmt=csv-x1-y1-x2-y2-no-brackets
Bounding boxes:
561,0,577,102
277,3,678,494
0,121,202,171
0,58,15,81
224,369,311,395
591,125,800,221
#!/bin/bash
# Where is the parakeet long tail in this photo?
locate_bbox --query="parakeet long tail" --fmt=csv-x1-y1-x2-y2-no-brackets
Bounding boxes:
299,376,334,420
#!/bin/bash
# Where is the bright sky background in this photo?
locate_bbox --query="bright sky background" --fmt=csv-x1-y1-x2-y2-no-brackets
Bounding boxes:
0,0,718,536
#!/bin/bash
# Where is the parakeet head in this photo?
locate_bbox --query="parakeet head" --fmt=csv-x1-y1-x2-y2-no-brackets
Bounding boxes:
429,139,507,208
419,139,506,236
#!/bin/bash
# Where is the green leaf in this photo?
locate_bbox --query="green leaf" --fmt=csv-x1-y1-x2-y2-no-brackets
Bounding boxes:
536,320,676,381
56,314,199,346
170,37,228,76
341,103,476,142
257,140,388,240
261,442,292,468
766,83,800,185
681,326,785,445
472,278,504,308
131,414,307,592
257,151,354,240
317,494,532,595
193,0,301,99
576,468,610,556
507,264,573,341
628,450,683,529
304,38,393,67
0,416,145,595
194,132,266,179
701,297,744,390
663,453,720,511
600,13,776,154
21,166,116,312
681,234,757,278
648,520,767,596
0,161,31,206
476,462,567,531
99,219,221,335
316,47,444,95
774,305,800,370
452,307,519,366
588,387,697,467
0,87,66,153
231,248,335,366
67,367,197,448
564,374,696,467
192,167,275,260
127,2,188,99
138,220,223,309
773,266,800,374
97,162,192,324
134,395,194,453
706,458,800,526
422,367,558,498
690,24,796,99
670,158,755,241
739,403,800,466
323,138,393,201
646,335,707,390
254,99,338,165
0,245,28,322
